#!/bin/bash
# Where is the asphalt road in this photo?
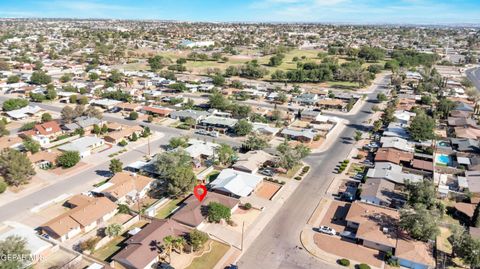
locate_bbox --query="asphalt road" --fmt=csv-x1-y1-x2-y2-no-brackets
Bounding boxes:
466,67,480,92
237,76,390,269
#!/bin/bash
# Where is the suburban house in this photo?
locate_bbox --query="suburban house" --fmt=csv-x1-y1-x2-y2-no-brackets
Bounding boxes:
64,116,104,132
366,162,423,185
41,195,117,242
280,128,316,142
111,219,190,269
251,122,280,137
374,148,414,165
380,137,415,152
293,93,318,106
114,102,143,112
5,105,42,120
200,116,238,132
171,192,239,228
210,168,264,197
345,201,399,252
0,222,53,266
395,235,435,269
360,178,402,207
232,150,274,174
141,106,174,117
89,99,122,110
393,110,416,125
100,172,155,204
104,125,144,144
184,139,219,160
27,150,60,169
383,122,410,140
170,109,210,123
58,135,104,158
0,136,23,151
21,121,63,139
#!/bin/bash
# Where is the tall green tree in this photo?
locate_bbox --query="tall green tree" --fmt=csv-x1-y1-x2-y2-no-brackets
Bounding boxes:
109,159,123,174
0,149,36,186
0,235,31,269
408,110,435,141
154,150,196,197
399,204,440,242
216,144,236,166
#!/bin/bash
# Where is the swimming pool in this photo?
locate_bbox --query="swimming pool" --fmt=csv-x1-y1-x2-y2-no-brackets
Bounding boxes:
435,154,452,166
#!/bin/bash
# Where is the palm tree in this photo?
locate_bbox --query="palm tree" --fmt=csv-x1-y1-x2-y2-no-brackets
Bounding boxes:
173,237,186,254
163,236,175,263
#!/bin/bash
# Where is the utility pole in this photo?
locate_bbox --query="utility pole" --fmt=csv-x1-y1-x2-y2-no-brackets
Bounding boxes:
241,221,245,251
147,135,151,156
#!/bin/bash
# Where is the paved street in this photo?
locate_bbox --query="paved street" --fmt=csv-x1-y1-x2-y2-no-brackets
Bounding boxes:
466,67,480,91
237,76,389,269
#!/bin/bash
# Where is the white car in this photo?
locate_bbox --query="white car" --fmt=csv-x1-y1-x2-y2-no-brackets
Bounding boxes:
318,226,336,235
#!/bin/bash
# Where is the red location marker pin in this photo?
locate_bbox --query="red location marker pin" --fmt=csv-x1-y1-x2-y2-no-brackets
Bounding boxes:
193,184,207,202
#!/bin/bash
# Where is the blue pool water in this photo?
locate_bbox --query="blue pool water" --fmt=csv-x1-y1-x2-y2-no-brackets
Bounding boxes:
436,154,452,166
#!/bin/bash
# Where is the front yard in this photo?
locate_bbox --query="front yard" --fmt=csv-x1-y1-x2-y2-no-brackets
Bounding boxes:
185,240,230,269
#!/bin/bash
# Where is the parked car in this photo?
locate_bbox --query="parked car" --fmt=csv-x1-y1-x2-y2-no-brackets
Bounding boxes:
353,173,364,181
340,192,354,202
340,230,356,240
209,131,219,138
317,226,336,235
259,168,274,177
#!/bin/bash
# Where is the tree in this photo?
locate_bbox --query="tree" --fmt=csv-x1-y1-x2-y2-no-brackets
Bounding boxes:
6,75,20,84
451,227,480,269
420,95,432,105
212,74,225,86
162,235,175,263
372,120,383,132
56,151,81,168
23,139,41,154
234,119,253,136
109,159,123,174
207,202,231,223
75,128,85,137
399,204,440,242
277,92,288,104
216,144,236,166
154,150,196,196
0,148,36,186
92,124,101,134
354,131,362,141
2,98,28,111
129,111,138,120
148,55,166,71
0,121,9,137
377,93,388,102
85,106,103,119
173,237,186,254
277,140,311,170
60,73,72,83
69,95,77,104
105,223,122,237
187,229,209,251
242,134,269,151
404,180,436,209
61,106,76,123
0,235,31,269
41,113,53,123
169,137,189,149
30,71,52,85
268,54,284,67
436,98,455,119
208,90,230,110
130,132,138,142
408,110,435,141
30,92,46,103
88,72,99,81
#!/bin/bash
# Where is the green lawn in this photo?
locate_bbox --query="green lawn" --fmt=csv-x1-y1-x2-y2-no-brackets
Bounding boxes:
92,220,149,261
155,197,184,219
92,235,126,261
185,240,230,269
326,81,360,90
285,164,304,178
206,170,220,183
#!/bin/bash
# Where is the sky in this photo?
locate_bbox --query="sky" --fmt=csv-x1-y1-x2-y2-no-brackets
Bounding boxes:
0,0,479,25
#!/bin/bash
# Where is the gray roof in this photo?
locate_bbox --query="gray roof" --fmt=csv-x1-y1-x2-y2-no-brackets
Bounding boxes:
451,138,480,152
170,109,210,120
201,116,238,128
361,178,398,205
58,136,103,153
64,117,102,130
281,128,316,139
366,162,423,185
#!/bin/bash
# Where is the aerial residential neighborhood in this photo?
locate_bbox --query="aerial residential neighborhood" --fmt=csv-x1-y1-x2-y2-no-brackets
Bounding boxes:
0,1,479,269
